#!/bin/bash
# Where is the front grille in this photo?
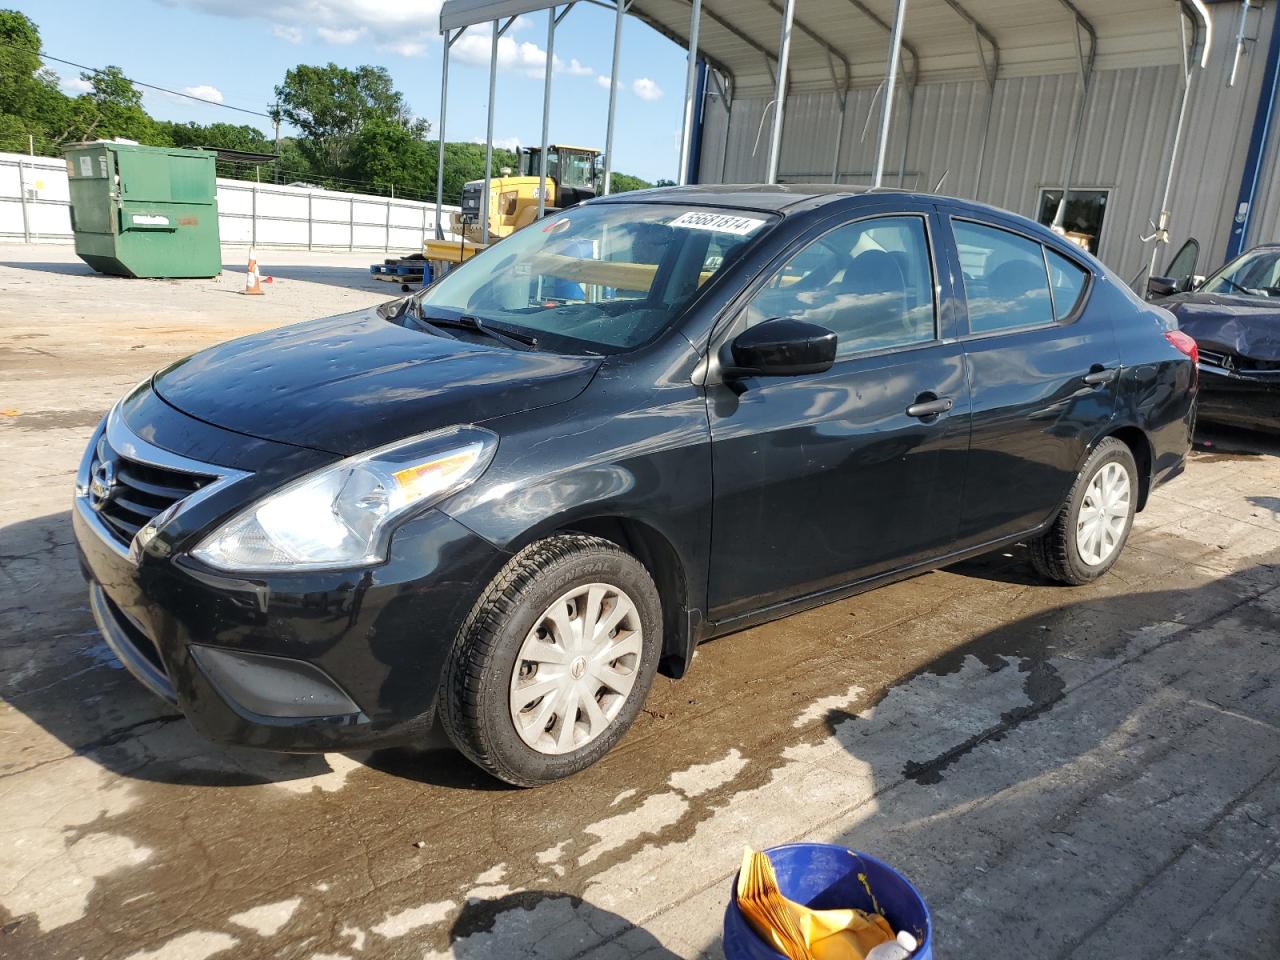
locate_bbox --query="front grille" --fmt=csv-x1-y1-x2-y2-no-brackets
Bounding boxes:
90,435,216,546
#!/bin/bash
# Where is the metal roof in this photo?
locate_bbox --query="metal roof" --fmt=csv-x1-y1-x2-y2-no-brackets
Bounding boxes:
626,0,1212,97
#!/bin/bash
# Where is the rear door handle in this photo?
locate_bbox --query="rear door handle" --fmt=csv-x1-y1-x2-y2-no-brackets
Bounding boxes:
906,397,954,419
1083,366,1118,385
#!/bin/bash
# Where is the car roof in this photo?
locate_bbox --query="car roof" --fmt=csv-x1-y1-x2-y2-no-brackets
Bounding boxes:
593,183,894,213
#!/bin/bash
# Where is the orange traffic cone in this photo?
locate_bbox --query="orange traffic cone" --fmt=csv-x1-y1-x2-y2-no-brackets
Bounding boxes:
241,247,264,296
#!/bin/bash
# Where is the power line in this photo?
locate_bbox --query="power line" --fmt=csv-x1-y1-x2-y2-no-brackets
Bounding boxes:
0,39,273,119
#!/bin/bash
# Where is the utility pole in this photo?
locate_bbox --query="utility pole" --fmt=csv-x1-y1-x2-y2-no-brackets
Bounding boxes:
272,101,281,185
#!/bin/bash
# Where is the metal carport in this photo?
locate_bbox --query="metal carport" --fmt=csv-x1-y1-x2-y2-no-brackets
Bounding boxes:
435,0,1230,279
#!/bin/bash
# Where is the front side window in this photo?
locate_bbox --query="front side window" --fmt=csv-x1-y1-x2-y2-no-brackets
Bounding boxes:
954,220,1054,333
744,215,936,359
416,203,776,352
1200,247,1280,300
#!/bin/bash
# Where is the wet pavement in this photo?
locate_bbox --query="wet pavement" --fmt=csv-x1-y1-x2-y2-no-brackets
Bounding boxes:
2,245,1279,959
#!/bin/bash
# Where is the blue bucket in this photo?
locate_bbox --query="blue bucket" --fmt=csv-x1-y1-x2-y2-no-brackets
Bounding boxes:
723,844,933,960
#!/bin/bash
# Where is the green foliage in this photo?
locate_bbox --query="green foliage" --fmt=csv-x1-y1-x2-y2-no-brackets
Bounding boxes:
608,172,653,194
420,141,519,202
274,62,427,177
0,10,657,204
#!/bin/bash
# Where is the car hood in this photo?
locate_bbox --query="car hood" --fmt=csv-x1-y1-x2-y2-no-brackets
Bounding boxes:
1163,293,1280,362
152,307,601,455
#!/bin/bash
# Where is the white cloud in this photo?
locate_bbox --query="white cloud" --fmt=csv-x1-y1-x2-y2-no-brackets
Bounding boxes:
596,75,619,90
382,39,428,57
181,84,224,103
60,73,93,94
158,1,442,56
450,32,598,79
632,77,663,101
316,25,364,44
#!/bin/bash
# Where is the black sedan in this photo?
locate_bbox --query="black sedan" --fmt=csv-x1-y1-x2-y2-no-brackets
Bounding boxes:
1159,244,1280,432
73,185,1197,785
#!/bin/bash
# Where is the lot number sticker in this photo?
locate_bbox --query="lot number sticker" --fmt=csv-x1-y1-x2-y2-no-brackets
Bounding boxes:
669,211,766,235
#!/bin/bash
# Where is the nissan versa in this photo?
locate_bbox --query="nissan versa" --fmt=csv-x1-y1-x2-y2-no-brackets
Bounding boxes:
74,185,1198,786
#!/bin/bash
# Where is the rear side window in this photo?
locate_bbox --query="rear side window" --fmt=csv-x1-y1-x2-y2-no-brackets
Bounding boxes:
1046,248,1089,320
953,220,1054,333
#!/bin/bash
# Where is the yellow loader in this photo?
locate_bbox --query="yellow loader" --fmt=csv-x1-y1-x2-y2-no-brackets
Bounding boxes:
451,145,600,244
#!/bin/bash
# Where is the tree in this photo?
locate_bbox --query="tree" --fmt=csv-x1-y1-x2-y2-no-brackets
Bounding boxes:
609,172,653,194
418,141,519,203
86,65,141,109
0,9,65,150
274,63,428,177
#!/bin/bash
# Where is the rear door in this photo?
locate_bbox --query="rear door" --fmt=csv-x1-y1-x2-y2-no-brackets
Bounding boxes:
941,208,1119,549
706,200,971,620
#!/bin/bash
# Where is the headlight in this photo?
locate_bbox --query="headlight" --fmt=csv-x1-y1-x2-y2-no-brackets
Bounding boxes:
191,426,497,572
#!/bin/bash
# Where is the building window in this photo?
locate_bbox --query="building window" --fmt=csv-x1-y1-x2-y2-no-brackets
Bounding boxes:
1037,189,1109,256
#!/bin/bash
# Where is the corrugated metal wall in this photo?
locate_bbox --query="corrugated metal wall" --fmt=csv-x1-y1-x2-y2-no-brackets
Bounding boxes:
698,1,1280,284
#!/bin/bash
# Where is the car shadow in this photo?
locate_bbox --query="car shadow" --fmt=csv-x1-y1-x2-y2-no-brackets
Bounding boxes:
806,556,1280,957
0,508,491,791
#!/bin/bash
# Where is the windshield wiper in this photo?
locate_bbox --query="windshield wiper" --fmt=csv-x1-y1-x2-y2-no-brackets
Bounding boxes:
1219,277,1254,296
423,313,539,350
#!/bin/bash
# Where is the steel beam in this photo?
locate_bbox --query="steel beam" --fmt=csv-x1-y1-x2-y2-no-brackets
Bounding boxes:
765,0,795,183
873,0,909,188
839,0,921,88
480,16,517,245
537,7,556,219
1149,9,1200,277
1051,1,1097,230
678,0,704,184
434,26,467,240
758,0,851,91
602,0,626,193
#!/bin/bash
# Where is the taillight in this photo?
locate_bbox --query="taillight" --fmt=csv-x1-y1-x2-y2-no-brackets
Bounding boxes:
1165,329,1198,365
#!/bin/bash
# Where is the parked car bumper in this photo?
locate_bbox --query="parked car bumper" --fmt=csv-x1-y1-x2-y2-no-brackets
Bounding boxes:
73,491,507,753
1195,364,1280,432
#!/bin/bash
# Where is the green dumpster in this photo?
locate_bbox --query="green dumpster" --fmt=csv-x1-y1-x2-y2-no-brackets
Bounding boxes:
65,142,221,278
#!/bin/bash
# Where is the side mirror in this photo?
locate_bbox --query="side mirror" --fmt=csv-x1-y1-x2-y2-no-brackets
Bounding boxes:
720,317,837,379
1146,275,1178,299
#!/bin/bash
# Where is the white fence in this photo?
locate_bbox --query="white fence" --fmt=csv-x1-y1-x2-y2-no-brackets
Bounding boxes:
0,151,459,251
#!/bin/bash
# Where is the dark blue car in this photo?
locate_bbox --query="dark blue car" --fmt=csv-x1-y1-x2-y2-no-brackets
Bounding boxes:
74,185,1197,785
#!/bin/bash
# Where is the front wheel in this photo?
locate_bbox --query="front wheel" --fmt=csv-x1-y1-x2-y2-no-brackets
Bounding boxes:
1029,437,1138,585
440,534,662,787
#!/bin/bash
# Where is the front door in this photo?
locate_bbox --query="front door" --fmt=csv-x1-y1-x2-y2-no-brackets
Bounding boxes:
707,207,970,621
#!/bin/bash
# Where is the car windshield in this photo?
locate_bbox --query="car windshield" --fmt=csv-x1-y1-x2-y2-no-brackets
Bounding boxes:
1200,248,1280,300
414,202,776,353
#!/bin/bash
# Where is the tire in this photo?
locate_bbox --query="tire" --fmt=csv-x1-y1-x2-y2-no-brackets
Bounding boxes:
1029,437,1138,586
440,534,662,787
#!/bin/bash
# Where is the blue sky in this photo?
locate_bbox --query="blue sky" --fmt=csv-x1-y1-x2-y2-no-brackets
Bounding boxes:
13,0,691,183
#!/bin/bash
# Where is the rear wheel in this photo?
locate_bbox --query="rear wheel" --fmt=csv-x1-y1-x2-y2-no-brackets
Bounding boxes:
440,534,662,786
1030,437,1138,585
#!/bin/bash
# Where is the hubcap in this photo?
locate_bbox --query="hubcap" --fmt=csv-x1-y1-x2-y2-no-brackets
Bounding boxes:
1076,461,1131,566
509,583,643,755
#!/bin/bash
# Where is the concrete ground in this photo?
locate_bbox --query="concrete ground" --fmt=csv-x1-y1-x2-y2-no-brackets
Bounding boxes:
2,244,1279,960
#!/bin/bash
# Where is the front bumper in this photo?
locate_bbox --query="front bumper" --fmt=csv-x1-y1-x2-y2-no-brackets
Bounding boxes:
73,421,508,753
1196,365,1280,432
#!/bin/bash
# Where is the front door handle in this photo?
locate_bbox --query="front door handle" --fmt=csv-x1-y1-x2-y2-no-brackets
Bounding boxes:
906,396,954,419
1083,366,1118,385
